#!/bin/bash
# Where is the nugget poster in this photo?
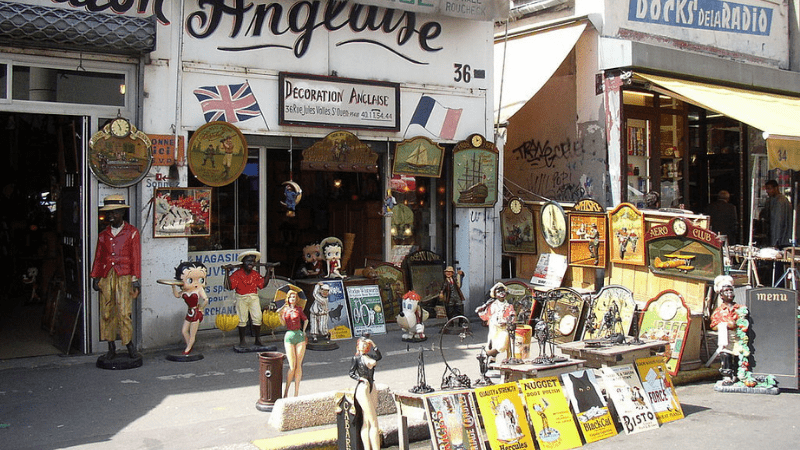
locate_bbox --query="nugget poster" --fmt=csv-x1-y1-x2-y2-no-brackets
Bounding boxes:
518,377,582,450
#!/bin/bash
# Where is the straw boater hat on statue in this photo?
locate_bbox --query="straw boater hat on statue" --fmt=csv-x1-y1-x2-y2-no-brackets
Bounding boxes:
99,194,130,211
490,282,507,299
237,250,261,262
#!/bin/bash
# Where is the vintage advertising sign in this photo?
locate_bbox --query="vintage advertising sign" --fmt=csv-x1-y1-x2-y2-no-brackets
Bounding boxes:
423,390,485,450
646,217,723,281
148,134,185,166
600,365,659,435
346,285,386,337
474,382,535,450
638,290,692,375
187,121,248,187
608,203,646,266
518,377,582,450
746,287,799,389
568,212,607,268
322,279,353,340
635,356,684,424
279,73,399,130
560,369,617,443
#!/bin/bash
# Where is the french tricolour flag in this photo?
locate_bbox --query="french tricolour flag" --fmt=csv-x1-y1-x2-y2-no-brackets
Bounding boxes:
409,95,462,140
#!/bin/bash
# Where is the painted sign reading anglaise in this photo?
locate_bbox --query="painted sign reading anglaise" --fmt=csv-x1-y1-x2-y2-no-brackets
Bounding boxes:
279,73,400,130
628,0,773,36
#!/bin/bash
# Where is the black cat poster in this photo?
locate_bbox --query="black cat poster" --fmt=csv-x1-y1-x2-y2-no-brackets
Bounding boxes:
560,369,617,443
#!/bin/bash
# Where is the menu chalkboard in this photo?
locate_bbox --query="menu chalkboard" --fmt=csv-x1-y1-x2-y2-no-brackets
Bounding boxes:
746,287,798,389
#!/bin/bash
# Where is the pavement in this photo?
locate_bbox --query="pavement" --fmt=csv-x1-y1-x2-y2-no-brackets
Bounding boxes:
1,319,799,450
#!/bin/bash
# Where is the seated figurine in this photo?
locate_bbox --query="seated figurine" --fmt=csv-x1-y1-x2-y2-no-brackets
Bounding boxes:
396,291,428,342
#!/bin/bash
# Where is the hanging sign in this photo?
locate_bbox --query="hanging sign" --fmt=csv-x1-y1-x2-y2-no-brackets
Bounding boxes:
89,118,153,187
187,121,248,187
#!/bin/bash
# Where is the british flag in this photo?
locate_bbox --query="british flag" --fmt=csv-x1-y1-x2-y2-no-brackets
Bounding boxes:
193,81,262,123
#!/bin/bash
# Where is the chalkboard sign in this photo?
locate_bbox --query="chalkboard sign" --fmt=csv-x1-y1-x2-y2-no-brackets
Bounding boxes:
746,287,798,389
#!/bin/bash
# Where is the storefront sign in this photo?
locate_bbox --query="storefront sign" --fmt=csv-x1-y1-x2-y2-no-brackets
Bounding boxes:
628,0,774,36
279,73,399,131
148,134,185,166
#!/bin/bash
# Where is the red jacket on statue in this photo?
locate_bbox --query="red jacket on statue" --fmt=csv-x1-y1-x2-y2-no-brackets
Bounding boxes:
90,222,142,279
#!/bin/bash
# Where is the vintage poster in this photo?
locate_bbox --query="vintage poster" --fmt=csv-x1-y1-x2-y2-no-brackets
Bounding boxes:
322,279,353,340
608,203,645,266
518,377,582,450
372,263,406,322
423,390,485,450
600,365,659,435
560,369,617,443
634,356,684,424
530,253,568,288
346,285,386,337
474,382,536,450
153,187,211,238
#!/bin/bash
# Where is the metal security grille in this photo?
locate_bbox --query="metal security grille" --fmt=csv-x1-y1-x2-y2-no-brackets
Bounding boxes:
0,1,155,56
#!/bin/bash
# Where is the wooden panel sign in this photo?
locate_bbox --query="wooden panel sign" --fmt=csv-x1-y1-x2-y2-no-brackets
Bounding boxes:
746,287,799,389
646,217,723,281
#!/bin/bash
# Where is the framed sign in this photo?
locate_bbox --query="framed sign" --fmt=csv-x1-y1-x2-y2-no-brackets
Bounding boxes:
583,285,636,341
452,134,499,208
501,198,537,254
279,72,400,131
568,212,607,268
153,188,211,238
89,118,153,187
393,136,444,178
638,290,691,375
608,203,646,266
373,263,406,322
540,201,567,248
187,121,248,187
301,130,379,173
346,285,387,337
646,217,723,281
403,250,444,303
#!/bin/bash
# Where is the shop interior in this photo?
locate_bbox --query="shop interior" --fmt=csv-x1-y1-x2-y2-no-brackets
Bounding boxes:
0,112,83,359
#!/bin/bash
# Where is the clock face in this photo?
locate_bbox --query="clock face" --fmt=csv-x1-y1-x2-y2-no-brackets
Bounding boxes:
659,299,679,321
509,198,523,214
471,134,483,147
672,218,687,236
110,118,131,138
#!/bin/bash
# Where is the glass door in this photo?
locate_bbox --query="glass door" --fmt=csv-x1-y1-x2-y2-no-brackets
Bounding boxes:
625,116,652,208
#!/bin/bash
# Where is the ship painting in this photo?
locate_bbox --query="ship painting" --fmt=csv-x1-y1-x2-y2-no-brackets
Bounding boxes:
457,152,489,203
393,137,444,177
406,144,431,169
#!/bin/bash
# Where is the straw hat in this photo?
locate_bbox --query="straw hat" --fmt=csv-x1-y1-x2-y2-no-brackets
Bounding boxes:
237,250,261,262
99,194,130,211
445,266,455,273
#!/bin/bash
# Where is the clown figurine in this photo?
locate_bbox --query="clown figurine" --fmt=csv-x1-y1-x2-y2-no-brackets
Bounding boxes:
396,290,429,342
169,261,209,359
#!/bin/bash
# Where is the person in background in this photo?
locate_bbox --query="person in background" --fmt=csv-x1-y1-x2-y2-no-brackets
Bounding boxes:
762,180,793,247
705,190,738,245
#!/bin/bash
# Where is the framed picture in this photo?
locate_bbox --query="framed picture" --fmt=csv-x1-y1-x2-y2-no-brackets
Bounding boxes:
187,121,248,187
568,212,607,268
88,119,153,187
638,290,691,376
373,263,406,322
608,203,646,266
645,217,723,281
346,285,386,337
540,201,567,248
153,187,211,238
393,136,444,178
452,134,498,208
501,198,537,254
403,250,444,303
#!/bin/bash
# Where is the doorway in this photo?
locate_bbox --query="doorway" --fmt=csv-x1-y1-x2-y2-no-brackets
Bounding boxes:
0,112,84,359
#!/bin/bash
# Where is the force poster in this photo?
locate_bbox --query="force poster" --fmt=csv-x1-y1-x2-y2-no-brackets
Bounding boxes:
518,377,582,450
474,382,536,450
635,356,684,424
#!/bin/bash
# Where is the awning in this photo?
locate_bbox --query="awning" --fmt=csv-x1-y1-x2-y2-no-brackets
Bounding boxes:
494,22,586,125
636,73,800,170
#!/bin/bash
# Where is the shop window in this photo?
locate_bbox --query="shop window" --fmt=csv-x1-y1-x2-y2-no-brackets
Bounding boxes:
388,174,447,263
188,148,260,252
0,63,7,100
11,65,125,106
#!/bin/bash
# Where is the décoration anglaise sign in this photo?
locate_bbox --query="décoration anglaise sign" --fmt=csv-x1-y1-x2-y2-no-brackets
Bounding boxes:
352,0,510,21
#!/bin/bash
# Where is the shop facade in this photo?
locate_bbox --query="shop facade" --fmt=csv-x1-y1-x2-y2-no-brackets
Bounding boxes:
0,0,507,356
497,0,800,296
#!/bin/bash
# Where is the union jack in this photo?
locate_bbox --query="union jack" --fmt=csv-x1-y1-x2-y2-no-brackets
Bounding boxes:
193,81,261,123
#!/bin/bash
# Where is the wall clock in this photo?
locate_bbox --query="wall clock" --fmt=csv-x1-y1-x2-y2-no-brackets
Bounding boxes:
509,197,524,214
540,201,567,248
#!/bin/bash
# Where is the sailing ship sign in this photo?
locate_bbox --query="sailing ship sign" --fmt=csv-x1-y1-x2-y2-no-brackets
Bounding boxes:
393,136,444,177
452,134,498,208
